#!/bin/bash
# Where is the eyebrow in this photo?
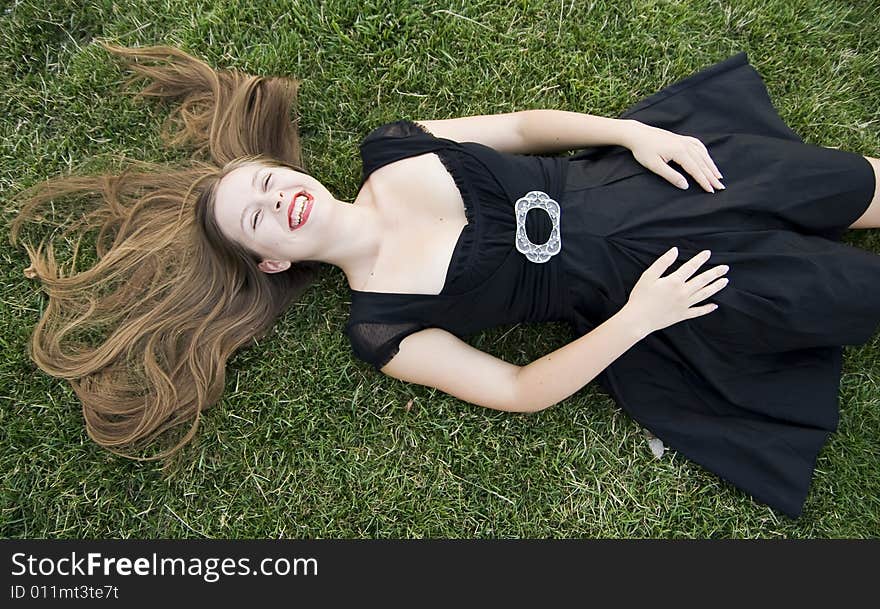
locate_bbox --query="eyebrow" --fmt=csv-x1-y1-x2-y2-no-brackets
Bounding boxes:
239,206,249,237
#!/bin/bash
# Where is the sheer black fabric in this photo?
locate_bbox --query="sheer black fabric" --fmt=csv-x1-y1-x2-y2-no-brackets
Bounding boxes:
343,51,878,518
346,320,426,371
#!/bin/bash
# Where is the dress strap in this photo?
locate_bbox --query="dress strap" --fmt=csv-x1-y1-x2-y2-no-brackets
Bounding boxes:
359,120,450,187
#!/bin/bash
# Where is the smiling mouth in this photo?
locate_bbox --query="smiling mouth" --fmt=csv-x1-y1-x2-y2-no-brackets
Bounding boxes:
288,191,313,230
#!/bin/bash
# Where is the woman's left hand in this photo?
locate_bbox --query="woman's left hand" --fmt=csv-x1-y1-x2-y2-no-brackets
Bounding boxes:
622,120,725,192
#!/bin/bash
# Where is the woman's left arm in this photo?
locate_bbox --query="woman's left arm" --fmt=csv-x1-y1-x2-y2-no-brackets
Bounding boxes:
419,109,635,152
418,109,725,193
519,110,642,154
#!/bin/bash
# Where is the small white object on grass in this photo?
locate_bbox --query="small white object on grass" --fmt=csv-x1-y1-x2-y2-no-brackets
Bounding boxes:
643,430,666,459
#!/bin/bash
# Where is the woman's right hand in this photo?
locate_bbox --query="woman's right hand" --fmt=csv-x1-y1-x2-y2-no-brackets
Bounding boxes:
623,247,729,336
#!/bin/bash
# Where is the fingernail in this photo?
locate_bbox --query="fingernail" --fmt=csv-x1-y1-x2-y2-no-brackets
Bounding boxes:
718,183,726,189
679,181,688,189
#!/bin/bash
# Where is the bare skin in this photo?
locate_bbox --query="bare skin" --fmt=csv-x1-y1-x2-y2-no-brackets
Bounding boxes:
211,155,469,296
350,152,470,295
848,155,880,229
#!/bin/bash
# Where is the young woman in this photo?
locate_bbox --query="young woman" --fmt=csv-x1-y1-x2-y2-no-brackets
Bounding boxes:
11,42,879,519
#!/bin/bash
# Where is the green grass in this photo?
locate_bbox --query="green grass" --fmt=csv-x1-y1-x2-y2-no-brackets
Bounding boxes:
1,0,879,538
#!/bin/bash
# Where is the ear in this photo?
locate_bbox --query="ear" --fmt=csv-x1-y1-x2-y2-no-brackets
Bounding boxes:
257,259,292,274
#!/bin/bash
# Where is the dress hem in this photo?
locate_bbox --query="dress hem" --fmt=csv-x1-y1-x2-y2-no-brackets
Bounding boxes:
619,51,750,120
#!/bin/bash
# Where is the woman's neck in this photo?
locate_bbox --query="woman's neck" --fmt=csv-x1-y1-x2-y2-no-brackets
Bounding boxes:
318,193,386,291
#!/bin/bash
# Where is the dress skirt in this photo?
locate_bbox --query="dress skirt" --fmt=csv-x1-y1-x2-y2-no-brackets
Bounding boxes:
560,51,878,517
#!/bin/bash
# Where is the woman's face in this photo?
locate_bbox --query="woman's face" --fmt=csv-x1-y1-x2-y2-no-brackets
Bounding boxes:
213,161,332,273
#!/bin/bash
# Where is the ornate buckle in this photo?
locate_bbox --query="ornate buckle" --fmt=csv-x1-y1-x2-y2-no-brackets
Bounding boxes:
514,191,561,263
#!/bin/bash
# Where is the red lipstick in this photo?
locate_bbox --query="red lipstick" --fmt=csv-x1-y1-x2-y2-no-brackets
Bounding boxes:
288,191,313,231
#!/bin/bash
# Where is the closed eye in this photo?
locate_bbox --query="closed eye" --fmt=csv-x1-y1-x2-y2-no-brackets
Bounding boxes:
252,172,272,231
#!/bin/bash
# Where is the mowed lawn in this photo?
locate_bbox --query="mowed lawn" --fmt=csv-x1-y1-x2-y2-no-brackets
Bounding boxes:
1,0,878,538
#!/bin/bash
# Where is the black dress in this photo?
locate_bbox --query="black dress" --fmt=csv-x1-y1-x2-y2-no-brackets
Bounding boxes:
345,51,878,519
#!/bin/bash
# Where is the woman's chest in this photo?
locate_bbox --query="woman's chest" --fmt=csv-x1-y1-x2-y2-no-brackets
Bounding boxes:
359,153,470,295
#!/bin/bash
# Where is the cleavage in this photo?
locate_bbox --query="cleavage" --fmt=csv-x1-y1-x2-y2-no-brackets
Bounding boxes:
363,153,469,295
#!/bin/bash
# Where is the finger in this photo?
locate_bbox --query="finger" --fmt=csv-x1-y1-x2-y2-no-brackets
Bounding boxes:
684,302,719,319
697,140,724,180
677,153,714,192
704,151,723,180
648,158,690,189
692,151,725,191
688,276,729,306
669,249,712,282
687,142,724,189
686,263,730,294
688,138,723,180
645,246,680,281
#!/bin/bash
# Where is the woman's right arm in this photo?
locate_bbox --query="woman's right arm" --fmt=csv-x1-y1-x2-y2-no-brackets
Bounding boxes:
380,308,646,413
380,247,728,413
517,248,729,410
512,307,647,411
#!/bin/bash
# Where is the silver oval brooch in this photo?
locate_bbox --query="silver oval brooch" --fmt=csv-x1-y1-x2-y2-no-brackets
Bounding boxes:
514,191,561,263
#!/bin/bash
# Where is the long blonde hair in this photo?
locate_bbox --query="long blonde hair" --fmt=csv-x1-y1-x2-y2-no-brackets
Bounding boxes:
7,41,323,459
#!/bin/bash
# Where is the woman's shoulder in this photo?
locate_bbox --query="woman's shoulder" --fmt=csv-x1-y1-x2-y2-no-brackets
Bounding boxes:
358,119,447,187
361,119,434,146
